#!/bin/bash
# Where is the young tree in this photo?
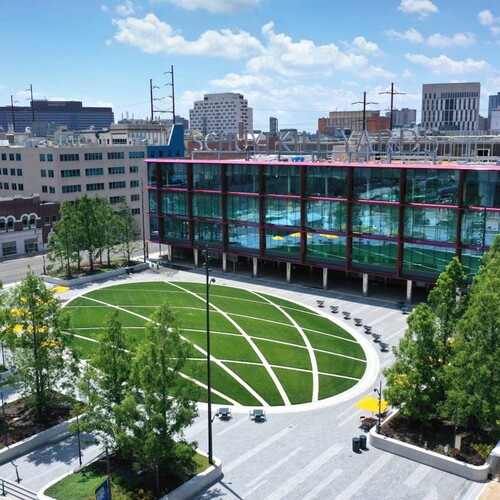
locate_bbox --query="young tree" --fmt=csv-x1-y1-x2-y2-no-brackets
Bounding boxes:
116,199,140,264
77,310,131,452
114,302,199,487
383,257,467,422
444,240,500,431
5,271,79,423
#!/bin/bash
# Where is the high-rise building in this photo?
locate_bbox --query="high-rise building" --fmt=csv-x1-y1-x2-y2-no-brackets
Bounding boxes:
0,100,114,133
189,93,253,135
488,92,500,130
421,82,480,133
389,108,417,128
319,110,388,133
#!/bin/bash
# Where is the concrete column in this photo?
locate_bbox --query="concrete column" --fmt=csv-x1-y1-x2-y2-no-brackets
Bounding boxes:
222,253,227,273
406,280,413,304
252,257,258,278
193,248,199,267
362,273,369,297
323,268,328,290
167,245,172,262
286,262,292,284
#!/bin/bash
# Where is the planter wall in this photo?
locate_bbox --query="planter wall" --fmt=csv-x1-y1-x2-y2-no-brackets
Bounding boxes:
44,263,149,287
369,411,495,481
162,450,222,500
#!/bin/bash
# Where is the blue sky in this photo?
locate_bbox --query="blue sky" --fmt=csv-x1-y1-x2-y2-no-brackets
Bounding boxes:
1,0,499,132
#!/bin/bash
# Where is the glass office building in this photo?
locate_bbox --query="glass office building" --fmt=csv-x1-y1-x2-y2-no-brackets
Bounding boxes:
146,159,500,288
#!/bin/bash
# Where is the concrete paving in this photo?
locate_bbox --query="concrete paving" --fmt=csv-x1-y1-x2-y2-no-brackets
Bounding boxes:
0,266,491,499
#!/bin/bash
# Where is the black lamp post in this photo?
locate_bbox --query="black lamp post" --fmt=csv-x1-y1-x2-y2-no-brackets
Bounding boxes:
42,253,46,275
374,380,382,433
76,414,82,467
203,247,216,464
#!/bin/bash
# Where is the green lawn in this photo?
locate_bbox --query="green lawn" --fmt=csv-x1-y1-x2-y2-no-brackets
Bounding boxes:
65,281,367,406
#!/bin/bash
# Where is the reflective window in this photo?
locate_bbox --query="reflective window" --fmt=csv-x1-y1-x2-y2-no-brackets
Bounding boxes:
306,235,346,263
306,200,347,232
264,165,300,195
265,197,301,226
193,221,222,247
460,249,483,276
226,164,259,193
406,169,458,205
404,207,457,243
352,203,399,237
353,168,400,201
160,163,187,188
264,229,301,259
461,210,499,247
161,192,188,216
148,191,157,213
351,238,398,270
463,171,500,208
228,224,260,253
403,243,456,276
149,217,159,241
193,193,221,219
163,218,189,242
306,166,347,198
227,195,259,223
193,163,220,190
147,163,156,187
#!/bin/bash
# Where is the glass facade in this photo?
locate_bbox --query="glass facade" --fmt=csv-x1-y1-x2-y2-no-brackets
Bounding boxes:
147,159,500,281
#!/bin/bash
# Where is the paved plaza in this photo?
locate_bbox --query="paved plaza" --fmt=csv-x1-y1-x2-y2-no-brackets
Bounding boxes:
0,266,492,499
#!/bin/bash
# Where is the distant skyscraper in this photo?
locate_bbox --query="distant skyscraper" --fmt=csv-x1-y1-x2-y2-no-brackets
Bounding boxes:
488,92,500,130
189,93,253,135
270,117,278,136
0,100,114,133
389,108,417,128
421,82,480,133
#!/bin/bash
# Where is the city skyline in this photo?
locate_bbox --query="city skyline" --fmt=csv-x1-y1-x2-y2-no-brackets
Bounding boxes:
1,0,499,132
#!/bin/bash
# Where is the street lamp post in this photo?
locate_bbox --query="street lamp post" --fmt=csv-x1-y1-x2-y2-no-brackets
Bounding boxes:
374,380,382,434
10,95,19,132
203,247,216,464
76,414,82,467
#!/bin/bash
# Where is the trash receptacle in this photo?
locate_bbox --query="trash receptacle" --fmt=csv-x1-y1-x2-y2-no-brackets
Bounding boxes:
352,436,360,453
359,434,367,450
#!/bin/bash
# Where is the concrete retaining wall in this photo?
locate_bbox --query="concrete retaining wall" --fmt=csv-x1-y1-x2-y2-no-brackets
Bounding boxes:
44,263,149,287
162,451,222,500
369,412,493,481
0,417,77,465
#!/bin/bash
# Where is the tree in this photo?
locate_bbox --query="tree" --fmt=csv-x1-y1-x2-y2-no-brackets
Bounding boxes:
443,240,500,432
4,271,79,423
114,302,199,488
383,257,467,422
116,198,140,264
77,310,131,452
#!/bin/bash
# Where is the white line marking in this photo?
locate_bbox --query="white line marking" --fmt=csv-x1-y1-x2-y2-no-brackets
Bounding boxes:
303,469,344,500
404,463,430,488
266,443,343,500
223,425,295,473
216,416,249,437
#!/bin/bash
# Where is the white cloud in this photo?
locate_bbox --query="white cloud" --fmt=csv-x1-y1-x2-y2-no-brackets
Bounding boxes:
398,0,438,19
163,0,260,14
402,69,413,78
113,14,263,58
116,0,135,16
492,27,500,36
406,53,490,75
427,32,475,48
105,39,113,46
350,36,383,56
385,28,424,43
101,4,109,13
210,73,271,88
478,9,499,26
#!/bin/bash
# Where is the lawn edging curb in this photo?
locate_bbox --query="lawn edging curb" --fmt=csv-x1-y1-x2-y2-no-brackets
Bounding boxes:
162,450,222,500
0,416,77,465
43,263,149,287
369,411,493,481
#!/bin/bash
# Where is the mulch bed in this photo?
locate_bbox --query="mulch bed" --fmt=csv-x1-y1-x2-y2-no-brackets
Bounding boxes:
382,414,496,466
0,396,73,447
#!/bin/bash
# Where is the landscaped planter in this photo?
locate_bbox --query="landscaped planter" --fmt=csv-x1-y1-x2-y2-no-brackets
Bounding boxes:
162,450,222,500
369,411,497,481
43,263,149,287
0,415,78,465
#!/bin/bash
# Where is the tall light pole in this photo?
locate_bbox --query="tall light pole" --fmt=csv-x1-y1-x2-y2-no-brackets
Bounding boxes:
374,380,382,433
379,83,405,131
10,95,19,132
26,84,35,122
203,247,216,464
164,65,176,124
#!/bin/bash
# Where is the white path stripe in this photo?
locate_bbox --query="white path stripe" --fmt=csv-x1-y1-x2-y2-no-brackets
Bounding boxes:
302,469,343,500
169,282,290,406
244,446,303,493
216,416,249,437
79,295,264,406
253,290,320,403
223,425,295,473
335,452,393,500
404,463,430,488
266,443,343,500
368,311,398,329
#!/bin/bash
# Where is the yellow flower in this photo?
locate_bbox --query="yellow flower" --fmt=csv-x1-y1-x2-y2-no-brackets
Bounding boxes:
41,339,59,349
13,324,23,334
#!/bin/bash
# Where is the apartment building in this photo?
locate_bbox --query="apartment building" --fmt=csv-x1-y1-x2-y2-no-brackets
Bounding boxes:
488,92,500,130
421,82,480,133
319,110,389,133
189,93,253,136
389,108,417,128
